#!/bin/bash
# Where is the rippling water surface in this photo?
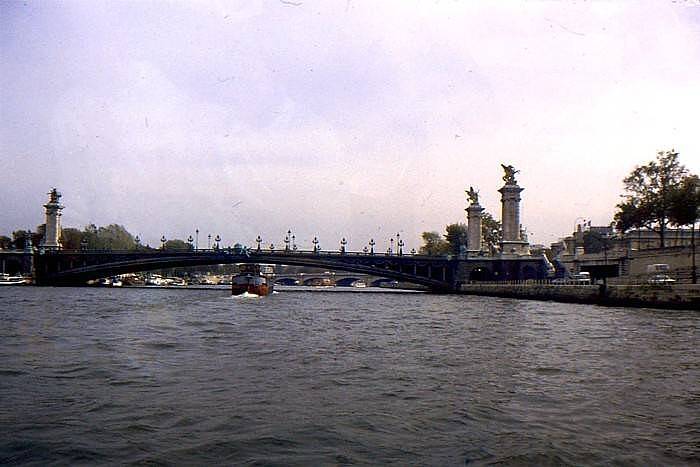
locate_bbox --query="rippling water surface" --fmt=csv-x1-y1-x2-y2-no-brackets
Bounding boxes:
1,287,698,465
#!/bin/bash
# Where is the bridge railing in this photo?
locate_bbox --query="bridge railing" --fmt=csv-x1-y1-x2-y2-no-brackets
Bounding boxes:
46,247,452,260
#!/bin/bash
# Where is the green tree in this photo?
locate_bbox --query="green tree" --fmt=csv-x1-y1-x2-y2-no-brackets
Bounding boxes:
615,150,689,247
0,235,12,250
445,223,468,255
79,224,136,250
481,212,502,255
60,228,84,250
668,175,699,229
419,231,450,255
163,239,193,250
12,230,41,249
669,175,699,284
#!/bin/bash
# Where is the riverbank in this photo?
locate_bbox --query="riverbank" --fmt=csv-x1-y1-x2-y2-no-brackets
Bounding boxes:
458,283,700,310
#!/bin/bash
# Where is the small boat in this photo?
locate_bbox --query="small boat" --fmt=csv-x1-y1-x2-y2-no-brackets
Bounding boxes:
0,273,29,285
232,264,274,296
352,280,367,288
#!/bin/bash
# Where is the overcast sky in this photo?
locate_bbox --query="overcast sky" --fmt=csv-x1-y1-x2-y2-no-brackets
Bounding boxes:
2,1,699,250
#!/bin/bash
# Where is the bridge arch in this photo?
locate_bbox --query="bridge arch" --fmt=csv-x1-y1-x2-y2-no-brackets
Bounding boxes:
34,250,455,291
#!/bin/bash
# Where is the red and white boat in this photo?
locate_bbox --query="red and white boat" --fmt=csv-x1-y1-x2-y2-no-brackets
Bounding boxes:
231,264,274,296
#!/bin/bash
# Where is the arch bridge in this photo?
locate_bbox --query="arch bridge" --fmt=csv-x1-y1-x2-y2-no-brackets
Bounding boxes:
33,248,546,292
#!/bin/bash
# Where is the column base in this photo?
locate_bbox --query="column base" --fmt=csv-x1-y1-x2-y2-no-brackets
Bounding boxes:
499,241,530,257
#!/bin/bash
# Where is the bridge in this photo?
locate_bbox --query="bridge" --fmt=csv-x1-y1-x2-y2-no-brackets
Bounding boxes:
31,247,547,292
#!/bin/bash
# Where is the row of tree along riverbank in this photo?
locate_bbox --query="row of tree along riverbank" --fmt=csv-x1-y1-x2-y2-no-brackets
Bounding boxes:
458,282,700,310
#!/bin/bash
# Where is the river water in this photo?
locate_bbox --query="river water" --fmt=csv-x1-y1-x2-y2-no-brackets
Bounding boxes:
1,287,698,466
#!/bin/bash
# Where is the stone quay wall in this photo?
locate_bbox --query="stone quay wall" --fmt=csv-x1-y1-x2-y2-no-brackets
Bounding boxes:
458,282,700,310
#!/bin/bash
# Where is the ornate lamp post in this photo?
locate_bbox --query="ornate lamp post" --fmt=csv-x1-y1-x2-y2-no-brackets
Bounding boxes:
269,243,275,252
161,235,167,250
215,234,221,249
207,234,212,250
187,235,193,250
411,248,416,255
256,235,262,251
398,238,404,256
389,238,394,255
312,236,319,254
135,235,141,250
340,237,347,254
369,238,375,255
363,246,368,254
284,230,291,252
195,229,199,251
292,235,297,251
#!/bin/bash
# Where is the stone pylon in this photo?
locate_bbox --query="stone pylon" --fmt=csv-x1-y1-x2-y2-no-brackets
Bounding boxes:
498,166,530,256
466,203,484,254
42,188,63,250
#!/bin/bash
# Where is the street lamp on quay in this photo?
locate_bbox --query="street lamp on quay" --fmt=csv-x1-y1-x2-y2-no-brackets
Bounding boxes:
207,234,212,250
340,237,347,254
214,235,221,249
187,235,193,250
284,230,291,252
292,234,297,251
369,238,375,255
256,235,262,251
389,238,394,255
312,236,319,253
195,229,199,251
135,235,141,250
161,235,167,250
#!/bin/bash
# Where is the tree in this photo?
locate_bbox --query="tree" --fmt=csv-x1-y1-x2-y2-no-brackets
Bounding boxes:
78,223,136,250
60,228,84,250
419,231,450,255
444,223,468,255
481,212,502,255
615,150,688,247
163,239,193,251
11,230,42,249
668,175,699,229
669,175,699,284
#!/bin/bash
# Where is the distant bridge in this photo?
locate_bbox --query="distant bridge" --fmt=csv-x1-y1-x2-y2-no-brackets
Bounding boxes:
32,248,547,292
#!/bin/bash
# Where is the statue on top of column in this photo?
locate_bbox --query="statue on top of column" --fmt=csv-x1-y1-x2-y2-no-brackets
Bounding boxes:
466,186,479,205
48,187,61,203
501,164,519,185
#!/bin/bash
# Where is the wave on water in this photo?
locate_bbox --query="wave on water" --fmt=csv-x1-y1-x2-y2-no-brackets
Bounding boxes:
229,292,260,299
